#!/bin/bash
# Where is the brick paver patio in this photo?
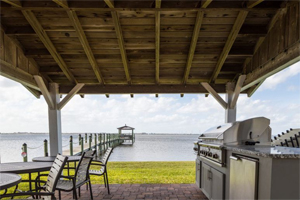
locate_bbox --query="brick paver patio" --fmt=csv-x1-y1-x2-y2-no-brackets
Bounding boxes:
57,184,208,200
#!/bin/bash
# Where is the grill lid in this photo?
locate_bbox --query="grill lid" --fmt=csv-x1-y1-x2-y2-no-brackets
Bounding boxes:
199,123,233,139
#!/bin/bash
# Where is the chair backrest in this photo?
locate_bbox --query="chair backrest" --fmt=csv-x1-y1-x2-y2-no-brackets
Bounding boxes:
75,150,95,185
45,154,68,193
101,147,113,165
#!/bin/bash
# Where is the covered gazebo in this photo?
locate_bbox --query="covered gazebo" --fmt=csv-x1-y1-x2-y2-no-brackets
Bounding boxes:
117,124,135,145
0,0,299,156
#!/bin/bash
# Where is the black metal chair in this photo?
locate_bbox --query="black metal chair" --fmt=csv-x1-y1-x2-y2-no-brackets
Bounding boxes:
55,150,95,200
89,147,113,194
0,154,68,200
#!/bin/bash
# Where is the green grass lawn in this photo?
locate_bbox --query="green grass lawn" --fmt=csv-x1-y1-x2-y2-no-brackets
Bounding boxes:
1,161,195,199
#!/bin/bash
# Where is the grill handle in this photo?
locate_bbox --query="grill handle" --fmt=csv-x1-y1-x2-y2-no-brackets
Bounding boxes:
230,156,239,161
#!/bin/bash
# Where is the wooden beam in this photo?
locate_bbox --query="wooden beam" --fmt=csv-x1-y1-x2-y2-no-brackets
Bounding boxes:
210,11,248,83
105,94,109,98
180,94,184,98
67,10,105,84
130,94,134,98
230,75,246,109
111,11,131,84
79,94,84,98
0,59,40,91
104,0,114,8
201,82,227,109
247,79,265,97
60,84,227,94
242,42,300,91
52,0,68,9
155,94,159,98
182,11,204,84
58,83,84,110
22,10,77,83
22,84,41,99
2,0,22,7
247,0,264,8
201,0,213,8
156,0,161,8
34,75,54,109
155,3,161,84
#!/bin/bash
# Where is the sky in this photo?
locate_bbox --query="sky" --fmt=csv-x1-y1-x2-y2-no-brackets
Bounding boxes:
0,62,299,135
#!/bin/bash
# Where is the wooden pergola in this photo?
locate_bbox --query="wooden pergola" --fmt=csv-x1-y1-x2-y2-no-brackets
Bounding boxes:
1,0,299,155
117,124,135,145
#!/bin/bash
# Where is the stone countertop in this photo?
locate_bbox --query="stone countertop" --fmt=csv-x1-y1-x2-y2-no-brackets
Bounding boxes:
225,145,300,158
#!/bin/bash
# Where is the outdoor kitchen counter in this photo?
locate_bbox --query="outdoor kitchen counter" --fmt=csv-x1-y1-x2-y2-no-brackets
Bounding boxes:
225,145,300,158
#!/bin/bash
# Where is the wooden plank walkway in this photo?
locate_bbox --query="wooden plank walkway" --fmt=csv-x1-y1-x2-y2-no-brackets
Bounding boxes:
56,184,208,200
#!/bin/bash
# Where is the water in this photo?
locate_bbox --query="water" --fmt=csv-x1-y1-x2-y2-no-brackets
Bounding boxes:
0,133,198,163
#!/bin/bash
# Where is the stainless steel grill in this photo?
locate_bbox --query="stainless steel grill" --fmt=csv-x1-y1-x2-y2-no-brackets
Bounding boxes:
197,117,272,166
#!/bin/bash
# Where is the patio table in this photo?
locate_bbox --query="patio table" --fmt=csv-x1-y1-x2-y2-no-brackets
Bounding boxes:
0,173,22,197
0,162,53,191
33,156,81,176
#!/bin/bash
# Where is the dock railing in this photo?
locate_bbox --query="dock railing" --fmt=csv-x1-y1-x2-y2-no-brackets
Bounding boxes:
21,133,124,161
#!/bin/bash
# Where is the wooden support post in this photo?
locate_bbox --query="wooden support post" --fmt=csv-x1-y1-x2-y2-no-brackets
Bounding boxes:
225,82,236,123
230,75,246,109
44,139,48,157
48,83,62,155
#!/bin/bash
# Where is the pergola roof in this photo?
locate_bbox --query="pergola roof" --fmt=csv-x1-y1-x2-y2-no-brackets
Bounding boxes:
117,125,135,130
1,0,299,97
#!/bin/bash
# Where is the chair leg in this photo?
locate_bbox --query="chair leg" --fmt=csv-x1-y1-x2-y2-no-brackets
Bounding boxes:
59,190,61,200
103,175,107,188
105,172,110,194
73,188,78,200
78,186,81,197
89,180,93,200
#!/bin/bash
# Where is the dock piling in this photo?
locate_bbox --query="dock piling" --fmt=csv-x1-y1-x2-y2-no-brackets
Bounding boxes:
22,143,28,162
44,139,48,157
70,136,73,156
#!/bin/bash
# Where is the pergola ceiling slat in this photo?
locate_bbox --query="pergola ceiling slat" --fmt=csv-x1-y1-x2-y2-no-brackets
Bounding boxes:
155,0,161,84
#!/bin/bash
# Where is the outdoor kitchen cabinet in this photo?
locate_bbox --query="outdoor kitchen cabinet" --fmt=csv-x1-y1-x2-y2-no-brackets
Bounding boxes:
201,162,224,200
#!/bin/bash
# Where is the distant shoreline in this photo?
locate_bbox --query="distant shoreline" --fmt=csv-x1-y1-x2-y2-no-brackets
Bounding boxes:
0,132,199,135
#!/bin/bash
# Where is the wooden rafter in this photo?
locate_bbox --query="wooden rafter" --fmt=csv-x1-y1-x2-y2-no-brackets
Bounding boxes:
155,0,161,84
67,10,105,84
230,75,246,109
247,79,265,97
201,0,213,8
201,82,227,109
182,11,204,84
111,11,131,84
104,0,114,8
2,0,21,7
22,10,77,83
247,0,264,8
209,11,248,83
52,0,68,9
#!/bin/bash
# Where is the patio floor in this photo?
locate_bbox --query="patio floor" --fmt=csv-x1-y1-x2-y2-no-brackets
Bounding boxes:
56,184,208,200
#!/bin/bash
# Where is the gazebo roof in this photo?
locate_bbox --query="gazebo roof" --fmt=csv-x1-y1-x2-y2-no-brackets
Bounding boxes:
117,125,135,130
0,1,299,97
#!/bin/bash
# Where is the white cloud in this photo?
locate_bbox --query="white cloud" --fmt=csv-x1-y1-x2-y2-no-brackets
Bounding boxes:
259,62,300,90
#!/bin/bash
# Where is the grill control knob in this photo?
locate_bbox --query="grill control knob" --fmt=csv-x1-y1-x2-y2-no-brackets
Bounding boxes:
213,154,219,159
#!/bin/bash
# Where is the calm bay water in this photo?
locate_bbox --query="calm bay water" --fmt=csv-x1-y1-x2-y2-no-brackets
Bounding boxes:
0,133,198,163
